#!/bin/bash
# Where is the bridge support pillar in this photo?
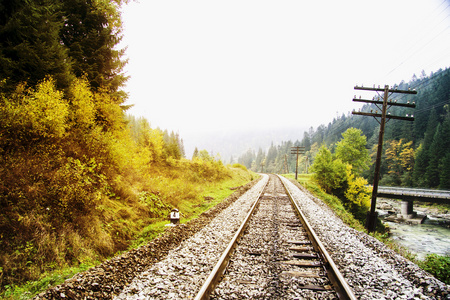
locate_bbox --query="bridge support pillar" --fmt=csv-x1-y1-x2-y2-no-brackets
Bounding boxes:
400,199,416,219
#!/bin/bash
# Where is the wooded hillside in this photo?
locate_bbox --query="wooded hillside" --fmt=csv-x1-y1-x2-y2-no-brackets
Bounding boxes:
239,69,450,189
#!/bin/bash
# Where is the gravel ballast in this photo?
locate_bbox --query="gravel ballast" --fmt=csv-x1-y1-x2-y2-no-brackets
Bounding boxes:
36,174,449,299
278,176,449,299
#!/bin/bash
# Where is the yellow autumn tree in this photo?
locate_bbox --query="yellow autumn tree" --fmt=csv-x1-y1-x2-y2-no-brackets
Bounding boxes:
343,164,371,221
384,139,415,185
94,87,127,132
0,78,69,140
400,141,415,172
30,78,68,137
344,165,371,208
68,77,96,128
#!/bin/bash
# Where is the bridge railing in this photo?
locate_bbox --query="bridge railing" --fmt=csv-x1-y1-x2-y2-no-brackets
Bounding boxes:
374,186,450,204
377,186,450,199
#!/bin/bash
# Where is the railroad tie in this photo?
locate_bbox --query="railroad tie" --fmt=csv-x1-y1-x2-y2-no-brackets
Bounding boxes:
287,240,311,245
280,271,320,278
282,260,321,267
292,253,318,259
289,246,312,252
298,284,332,291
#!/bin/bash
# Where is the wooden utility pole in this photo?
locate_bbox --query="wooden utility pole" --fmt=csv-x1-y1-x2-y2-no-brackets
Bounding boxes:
305,156,309,174
353,85,417,232
290,146,305,180
284,154,289,174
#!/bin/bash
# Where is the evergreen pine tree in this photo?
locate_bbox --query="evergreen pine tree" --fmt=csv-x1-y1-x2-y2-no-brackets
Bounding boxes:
412,144,427,187
0,0,73,90
440,153,450,189
60,0,128,96
438,109,450,188
254,148,265,172
425,124,443,188
192,147,199,159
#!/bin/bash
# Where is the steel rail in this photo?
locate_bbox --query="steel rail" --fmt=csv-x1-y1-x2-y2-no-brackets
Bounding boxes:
194,175,269,300
277,175,357,300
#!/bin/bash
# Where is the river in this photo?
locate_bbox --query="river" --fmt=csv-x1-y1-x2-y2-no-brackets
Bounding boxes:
377,198,450,260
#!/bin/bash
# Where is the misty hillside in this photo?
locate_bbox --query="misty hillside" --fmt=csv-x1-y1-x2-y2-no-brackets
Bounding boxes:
183,126,308,162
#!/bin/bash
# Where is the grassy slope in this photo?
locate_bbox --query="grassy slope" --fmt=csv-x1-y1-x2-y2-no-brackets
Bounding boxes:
130,167,257,249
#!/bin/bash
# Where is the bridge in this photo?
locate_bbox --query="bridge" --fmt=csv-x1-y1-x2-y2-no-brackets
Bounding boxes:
376,186,450,219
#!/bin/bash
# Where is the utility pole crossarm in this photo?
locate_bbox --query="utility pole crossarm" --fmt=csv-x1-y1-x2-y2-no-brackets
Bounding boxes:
352,111,415,121
354,86,418,94
352,98,416,108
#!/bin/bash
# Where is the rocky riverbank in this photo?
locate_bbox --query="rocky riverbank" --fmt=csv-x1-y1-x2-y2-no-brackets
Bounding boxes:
377,198,450,226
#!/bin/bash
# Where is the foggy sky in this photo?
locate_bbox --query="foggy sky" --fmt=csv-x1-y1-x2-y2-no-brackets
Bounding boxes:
119,0,450,157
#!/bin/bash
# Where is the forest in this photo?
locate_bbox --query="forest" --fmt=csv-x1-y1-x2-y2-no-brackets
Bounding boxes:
238,68,450,190
0,0,254,294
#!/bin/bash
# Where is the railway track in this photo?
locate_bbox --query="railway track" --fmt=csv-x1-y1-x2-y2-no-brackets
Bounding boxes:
195,174,356,300
41,174,449,299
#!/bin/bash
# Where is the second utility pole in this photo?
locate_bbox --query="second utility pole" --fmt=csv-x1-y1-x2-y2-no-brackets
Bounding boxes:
290,146,305,180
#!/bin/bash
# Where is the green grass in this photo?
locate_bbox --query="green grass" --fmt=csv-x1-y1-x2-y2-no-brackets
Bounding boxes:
129,168,257,250
283,173,313,183
181,169,257,222
1,262,97,300
132,168,258,251
129,220,169,249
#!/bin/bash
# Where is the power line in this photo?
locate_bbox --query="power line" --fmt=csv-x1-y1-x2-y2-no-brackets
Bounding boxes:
379,67,449,105
381,1,450,83
415,99,450,113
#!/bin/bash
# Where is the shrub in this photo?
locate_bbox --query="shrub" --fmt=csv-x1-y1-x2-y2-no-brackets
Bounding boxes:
0,79,69,145
309,146,372,227
68,77,95,128
418,254,450,284
232,163,247,171
138,191,171,218
50,156,106,220
310,145,347,194
343,165,371,222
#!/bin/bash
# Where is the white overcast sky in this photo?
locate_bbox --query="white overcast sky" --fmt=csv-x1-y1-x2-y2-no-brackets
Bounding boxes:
119,0,450,138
